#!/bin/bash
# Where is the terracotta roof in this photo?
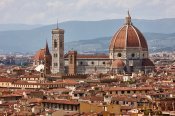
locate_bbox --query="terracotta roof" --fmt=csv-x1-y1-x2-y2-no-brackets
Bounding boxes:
0,94,22,98
80,96,103,102
63,79,78,85
47,88,71,93
33,46,51,61
0,77,18,82
142,59,155,67
28,98,43,103
20,75,40,78
34,48,45,61
111,59,125,68
42,99,79,105
112,95,137,102
103,87,153,91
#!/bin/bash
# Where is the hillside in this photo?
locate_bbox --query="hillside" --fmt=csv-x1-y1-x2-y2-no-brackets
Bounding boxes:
0,18,175,53
65,33,175,53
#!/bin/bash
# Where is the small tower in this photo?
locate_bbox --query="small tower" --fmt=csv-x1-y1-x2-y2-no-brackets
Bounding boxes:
51,23,65,74
68,51,77,75
44,41,52,74
125,10,132,25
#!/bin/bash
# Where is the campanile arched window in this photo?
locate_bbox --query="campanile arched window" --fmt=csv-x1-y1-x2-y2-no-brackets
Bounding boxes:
54,40,57,48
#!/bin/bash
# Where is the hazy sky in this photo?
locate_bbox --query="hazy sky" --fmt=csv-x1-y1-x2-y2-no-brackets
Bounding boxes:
0,0,174,24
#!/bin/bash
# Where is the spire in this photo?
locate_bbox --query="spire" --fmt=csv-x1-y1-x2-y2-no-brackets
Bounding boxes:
57,19,58,29
125,10,132,25
45,40,50,55
128,10,130,17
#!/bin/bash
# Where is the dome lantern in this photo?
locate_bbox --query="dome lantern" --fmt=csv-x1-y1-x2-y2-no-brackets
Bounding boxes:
125,11,132,25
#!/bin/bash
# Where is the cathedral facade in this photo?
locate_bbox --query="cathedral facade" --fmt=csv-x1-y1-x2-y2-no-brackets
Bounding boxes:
33,12,154,75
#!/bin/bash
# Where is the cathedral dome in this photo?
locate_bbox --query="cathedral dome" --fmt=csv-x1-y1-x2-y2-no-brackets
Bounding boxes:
34,49,45,61
34,41,51,61
111,59,125,68
109,12,148,51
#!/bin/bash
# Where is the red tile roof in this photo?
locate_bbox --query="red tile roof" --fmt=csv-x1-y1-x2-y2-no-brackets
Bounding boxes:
111,59,125,68
142,59,155,67
42,99,79,105
103,87,153,91
33,48,45,60
0,77,18,82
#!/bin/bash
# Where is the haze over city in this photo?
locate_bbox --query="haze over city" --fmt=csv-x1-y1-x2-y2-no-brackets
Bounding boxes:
0,0,175,24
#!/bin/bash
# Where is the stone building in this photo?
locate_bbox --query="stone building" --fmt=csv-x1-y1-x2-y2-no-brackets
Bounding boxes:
34,12,154,75
64,12,154,74
33,41,52,75
109,11,154,74
51,26,64,74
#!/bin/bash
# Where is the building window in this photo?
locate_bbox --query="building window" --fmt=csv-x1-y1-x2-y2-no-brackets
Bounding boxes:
54,40,57,48
116,101,119,104
80,62,83,65
131,102,134,106
60,63,63,67
131,53,135,57
54,53,57,57
121,91,124,94
103,62,105,65
91,61,94,65
70,55,73,64
54,63,58,66
118,53,122,57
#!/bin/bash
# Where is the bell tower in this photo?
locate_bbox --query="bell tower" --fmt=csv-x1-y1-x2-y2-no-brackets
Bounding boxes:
68,51,77,75
51,24,65,74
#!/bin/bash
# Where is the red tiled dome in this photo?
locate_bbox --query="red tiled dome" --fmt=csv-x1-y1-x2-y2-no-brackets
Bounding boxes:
142,59,155,67
111,59,125,68
34,49,45,61
109,12,148,51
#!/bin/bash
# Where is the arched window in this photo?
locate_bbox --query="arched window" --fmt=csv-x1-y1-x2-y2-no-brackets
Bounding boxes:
54,40,57,48
54,63,58,66
118,53,122,57
103,62,105,65
80,61,83,65
91,61,94,65
131,53,135,57
54,53,57,58
70,55,73,64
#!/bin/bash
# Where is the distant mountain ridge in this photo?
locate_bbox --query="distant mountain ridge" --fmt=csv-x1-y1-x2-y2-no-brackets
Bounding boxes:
0,24,43,31
0,18,175,53
65,32,175,53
